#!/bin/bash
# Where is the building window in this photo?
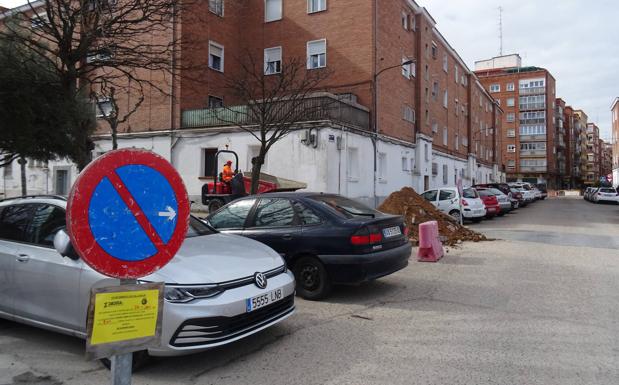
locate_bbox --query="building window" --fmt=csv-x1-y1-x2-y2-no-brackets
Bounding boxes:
31,12,49,28
425,110,429,125
86,48,113,64
208,41,224,71
442,128,448,146
455,100,459,116
506,98,515,107
506,112,515,122
307,39,326,69
202,148,218,177
432,122,438,133
424,64,429,80
424,143,429,161
507,129,516,137
208,95,223,108
506,82,515,91
402,157,408,171
507,144,516,153
442,54,448,72
410,14,416,31
442,164,448,184
402,57,412,79
378,152,387,181
401,11,408,30
455,134,459,150
265,0,282,22
507,159,515,169
489,84,500,93
443,90,448,108
402,105,415,123
431,42,437,59
432,81,438,100
264,47,282,75
308,0,326,13
347,147,359,180
454,65,458,83
209,0,224,16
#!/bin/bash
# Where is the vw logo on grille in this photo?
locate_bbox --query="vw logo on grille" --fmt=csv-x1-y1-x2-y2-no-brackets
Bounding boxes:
254,272,267,289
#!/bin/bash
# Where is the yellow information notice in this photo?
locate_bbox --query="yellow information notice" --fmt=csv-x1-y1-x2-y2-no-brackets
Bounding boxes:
90,289,160,345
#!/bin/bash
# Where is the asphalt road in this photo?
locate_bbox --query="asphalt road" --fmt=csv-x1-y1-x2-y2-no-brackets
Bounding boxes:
1,197,619,385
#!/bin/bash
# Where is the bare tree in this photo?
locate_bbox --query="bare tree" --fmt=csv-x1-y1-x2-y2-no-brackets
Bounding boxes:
1,0,191,169
215,54,333,194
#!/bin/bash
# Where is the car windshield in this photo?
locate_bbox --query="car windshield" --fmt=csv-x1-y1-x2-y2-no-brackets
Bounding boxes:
488,188,503,196
186,216,216,237
463,188,478,198
310,195,380,219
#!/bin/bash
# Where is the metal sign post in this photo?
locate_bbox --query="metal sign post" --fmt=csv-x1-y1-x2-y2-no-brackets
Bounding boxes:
66,149,190,385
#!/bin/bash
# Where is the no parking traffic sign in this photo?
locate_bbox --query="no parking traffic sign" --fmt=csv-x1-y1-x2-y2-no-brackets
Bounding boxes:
67,148,190,279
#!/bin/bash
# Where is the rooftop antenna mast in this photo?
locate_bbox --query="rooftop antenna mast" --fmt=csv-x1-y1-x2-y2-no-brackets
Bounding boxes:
498,6,503,56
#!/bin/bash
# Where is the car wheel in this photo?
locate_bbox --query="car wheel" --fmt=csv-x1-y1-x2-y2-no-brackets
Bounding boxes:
208,199,224,213
100,350,151,372
449,210,461,222
292,256,332,301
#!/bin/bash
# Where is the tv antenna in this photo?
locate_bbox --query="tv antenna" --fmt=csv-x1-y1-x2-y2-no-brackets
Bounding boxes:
498,6,503,56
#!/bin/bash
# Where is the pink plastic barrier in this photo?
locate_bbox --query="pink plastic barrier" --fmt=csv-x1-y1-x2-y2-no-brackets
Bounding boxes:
417,221,444,262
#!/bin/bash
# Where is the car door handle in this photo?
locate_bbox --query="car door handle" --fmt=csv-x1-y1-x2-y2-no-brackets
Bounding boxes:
16,254,30,263
282,234,293,241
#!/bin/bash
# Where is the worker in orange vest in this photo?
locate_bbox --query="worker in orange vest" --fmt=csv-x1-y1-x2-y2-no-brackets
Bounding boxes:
222,160,234,183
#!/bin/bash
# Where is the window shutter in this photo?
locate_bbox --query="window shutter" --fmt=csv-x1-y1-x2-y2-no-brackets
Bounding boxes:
307,40,325,56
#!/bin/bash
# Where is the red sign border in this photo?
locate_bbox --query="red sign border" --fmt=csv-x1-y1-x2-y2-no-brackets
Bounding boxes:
67,149,190,279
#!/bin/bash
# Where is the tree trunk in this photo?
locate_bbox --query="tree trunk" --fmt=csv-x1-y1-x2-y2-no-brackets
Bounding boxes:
111,121,118,150
250,155,265,195
18,156,27,196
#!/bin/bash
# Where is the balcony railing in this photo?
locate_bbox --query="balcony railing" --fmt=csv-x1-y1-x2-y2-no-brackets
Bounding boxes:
519,87,546,95
520,134,547,141
520,149,547,157
519,103,546,111
181,94,370,130
520,166,547,172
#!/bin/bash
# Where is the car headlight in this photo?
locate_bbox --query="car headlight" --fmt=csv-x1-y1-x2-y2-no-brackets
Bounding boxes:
164,285,223,303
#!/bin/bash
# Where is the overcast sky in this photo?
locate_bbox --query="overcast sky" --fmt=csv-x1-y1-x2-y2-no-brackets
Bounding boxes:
421,0,618,140
2,0,617,139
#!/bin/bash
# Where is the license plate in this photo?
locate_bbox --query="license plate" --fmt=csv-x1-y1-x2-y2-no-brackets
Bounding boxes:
246,288,283,312
382,226,402,238
475,209,484,215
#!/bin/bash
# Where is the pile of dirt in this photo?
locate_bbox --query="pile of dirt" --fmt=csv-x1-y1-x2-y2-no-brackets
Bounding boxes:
378,187,488,246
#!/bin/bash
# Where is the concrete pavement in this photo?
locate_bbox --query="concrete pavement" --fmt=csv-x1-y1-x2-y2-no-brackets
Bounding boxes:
1,197,619,385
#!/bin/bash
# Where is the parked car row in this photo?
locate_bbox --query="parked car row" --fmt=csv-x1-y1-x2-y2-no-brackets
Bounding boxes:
0,192,411,364
583,186,619,204
420,182,546,223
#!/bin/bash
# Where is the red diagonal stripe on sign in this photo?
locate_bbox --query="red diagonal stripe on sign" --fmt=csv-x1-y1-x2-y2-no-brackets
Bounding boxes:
106,170,165,250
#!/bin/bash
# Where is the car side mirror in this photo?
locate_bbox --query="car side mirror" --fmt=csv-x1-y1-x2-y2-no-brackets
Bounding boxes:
53,229,79,260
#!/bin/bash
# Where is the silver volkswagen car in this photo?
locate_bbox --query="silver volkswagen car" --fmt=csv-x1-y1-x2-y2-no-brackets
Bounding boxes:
0,195,295,357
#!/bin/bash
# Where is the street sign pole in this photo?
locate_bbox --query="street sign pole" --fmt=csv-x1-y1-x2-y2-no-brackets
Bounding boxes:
110,278,137,385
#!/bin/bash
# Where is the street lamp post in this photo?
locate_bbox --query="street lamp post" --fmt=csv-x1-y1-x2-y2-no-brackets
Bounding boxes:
372,59,415,207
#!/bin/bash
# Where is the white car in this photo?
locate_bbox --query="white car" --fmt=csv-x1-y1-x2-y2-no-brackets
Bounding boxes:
420,187,486,222
509,183,535,203
592,187,619,204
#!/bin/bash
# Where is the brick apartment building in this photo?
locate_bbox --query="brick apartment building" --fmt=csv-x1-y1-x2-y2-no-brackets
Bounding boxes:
1,0,505,203
474,54,559,188
612,98,619,187
584,123,601,186
601,141,612,183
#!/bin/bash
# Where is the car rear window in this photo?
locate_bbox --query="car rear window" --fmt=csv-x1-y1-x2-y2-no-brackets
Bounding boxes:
477,190,492,197
463,188,478,198
600,188,617,193
310,195,380,219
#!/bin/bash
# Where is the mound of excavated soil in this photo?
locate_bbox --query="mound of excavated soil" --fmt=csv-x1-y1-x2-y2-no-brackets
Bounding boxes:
378,187,488,246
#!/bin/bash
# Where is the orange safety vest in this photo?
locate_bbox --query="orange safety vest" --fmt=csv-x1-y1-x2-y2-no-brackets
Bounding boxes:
222,164,234,182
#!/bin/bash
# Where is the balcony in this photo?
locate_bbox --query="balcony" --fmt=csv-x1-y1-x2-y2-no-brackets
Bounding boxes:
520,134,547,141
520,149,547,157
181,93,370,130
520,166,547,172
519,103,546,111
519,87,546,95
